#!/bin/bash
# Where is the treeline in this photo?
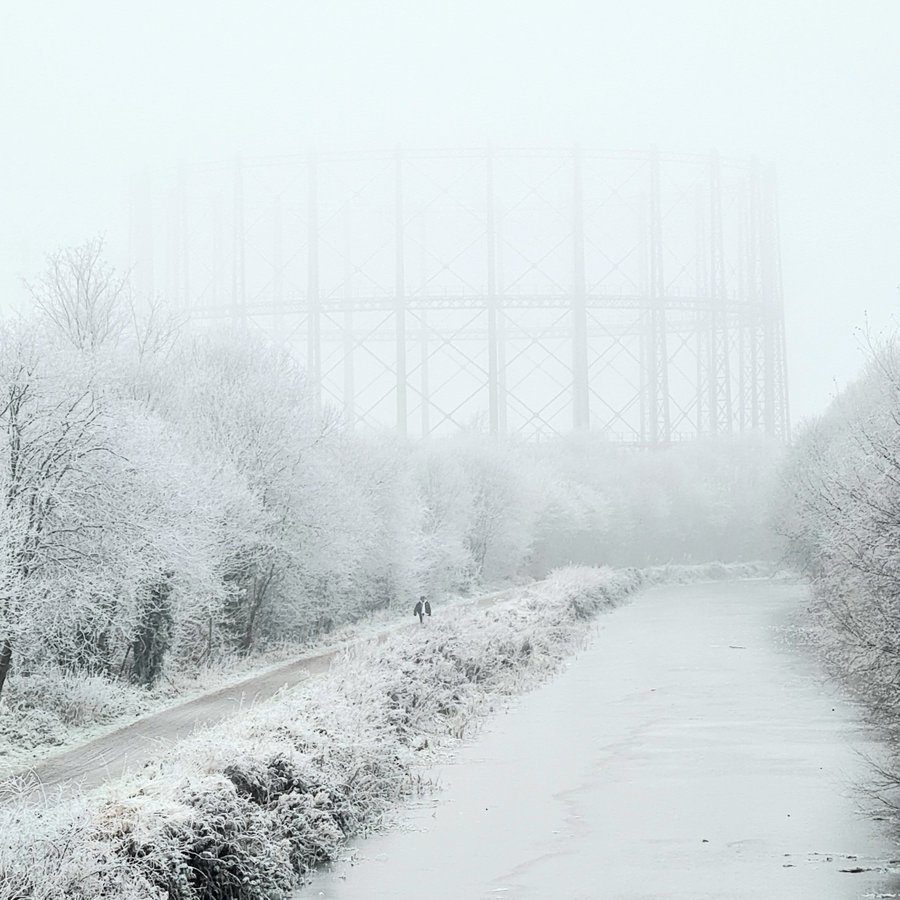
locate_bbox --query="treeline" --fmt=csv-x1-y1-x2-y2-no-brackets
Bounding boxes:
532,432,780,571
0,241,780,712
778,338,900,713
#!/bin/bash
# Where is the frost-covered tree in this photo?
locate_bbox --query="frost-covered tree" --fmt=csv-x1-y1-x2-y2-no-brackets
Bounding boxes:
412,442,476,594
777,340,900,711
161,333,342,650
450,438,541,582
0,324,114,698
27,238,128,353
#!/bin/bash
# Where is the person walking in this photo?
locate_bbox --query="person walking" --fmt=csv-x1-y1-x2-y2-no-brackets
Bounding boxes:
414,596,432,624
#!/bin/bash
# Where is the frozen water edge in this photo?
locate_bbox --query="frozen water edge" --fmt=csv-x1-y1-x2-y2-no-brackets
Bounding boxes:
299,580,900,900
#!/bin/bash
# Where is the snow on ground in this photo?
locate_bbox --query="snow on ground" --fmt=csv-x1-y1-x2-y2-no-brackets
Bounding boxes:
299,579,900,900
0,582,529,785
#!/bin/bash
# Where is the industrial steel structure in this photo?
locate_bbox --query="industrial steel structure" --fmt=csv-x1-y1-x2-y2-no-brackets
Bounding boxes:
130,148,790,443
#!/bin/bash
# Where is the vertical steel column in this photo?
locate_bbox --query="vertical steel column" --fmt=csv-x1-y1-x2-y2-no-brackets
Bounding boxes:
273,194,284,309
496,196,508,434
232,156,246,317
572,147,590,431
131,171,154,300
773,168,791,439
165,178,177,304
747,159,763,432
343,308,355,425
178,162,189,312
761,163,790,439
272,193,285,340
306,152,321,400
212,193,224,308
648,147,671,445
395,150,408,436
708,152,732,434
694,183,709,434
418,208,430,437
420,311,430,437
342,208,355,426
637,203,649,443
760,165,777,436
127,176,138,293
486,149,500,436
735,182,747,432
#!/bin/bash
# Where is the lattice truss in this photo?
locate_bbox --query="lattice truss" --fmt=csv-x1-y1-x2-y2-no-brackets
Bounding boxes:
130,149,790,443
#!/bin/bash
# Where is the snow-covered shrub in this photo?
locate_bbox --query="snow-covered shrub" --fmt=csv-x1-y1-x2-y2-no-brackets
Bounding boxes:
5,668,135,727
643,560,772,585
0,705,67,752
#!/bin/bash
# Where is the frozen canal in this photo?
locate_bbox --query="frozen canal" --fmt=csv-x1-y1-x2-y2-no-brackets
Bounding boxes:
299,579,900,899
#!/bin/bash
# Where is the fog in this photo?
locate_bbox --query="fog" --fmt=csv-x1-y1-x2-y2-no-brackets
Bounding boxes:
6,6,900,894
1,0,899,421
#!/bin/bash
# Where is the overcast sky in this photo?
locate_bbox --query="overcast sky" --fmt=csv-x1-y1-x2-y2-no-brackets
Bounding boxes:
1,0,898,422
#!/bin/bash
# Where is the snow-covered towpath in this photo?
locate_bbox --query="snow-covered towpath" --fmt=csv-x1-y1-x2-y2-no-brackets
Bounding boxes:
1,585,522,802
5,639,342,801
300,579,900,900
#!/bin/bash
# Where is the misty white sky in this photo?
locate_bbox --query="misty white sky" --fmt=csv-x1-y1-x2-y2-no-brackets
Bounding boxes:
1,0,898,422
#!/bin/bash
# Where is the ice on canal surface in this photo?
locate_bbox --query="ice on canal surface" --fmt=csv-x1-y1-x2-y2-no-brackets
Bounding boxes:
299,580,900,900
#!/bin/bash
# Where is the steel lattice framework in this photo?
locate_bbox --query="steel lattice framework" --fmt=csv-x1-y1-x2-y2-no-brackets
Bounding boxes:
130,148,790,443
